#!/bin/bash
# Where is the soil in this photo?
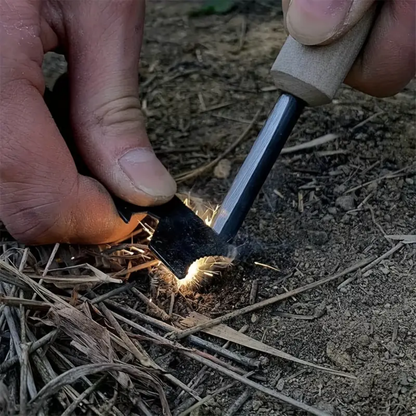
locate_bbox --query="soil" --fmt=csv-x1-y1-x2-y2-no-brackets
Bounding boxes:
40,1,416,415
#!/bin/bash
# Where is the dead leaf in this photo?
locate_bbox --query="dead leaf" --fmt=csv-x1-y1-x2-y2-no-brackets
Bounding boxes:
50,305,115,364
386,235,416,244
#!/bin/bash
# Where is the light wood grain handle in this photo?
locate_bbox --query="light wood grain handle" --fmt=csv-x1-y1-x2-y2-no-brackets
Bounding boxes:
271,7,377,107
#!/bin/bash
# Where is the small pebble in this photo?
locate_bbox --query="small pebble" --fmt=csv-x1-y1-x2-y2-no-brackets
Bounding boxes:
357,334,371,347
336,195,356,211
259,356,270,367
326,341,352,368
308,230,329,246
341,215,351,224
386,341,399,354
368,181,378,191
252,400,263,411
357,351,369,361
354,374,373,398
399,372,410,386
334,184,346,194
316,402,336,414
276,378,285,391
213,159,232,179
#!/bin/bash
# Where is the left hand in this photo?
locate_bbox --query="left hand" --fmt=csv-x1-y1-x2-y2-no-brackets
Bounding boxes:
0,0,177,245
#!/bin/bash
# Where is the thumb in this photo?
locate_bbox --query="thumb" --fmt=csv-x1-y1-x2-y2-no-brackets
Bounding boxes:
58,0,176,206
282,0,375,45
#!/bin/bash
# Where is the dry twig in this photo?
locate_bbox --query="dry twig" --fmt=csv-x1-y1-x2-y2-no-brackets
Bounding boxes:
113,259,160,277
249,280,258,305
105,300,260,369
181,352,329,416
281,134,339,154
224,388,252,416
130,287,171,321
338,242,405,289
0,330,57,374
178,382,236,416
345,164,415,194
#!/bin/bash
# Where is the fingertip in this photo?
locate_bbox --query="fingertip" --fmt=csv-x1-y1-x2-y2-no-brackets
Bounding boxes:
284,0,374,46
284,0,353,45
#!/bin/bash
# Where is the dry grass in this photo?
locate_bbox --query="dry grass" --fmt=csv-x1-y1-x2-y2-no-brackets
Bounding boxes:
0,204,384,415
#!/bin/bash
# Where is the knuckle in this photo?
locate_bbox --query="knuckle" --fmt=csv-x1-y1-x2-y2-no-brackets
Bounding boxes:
92,95,146,132
67,0,142,23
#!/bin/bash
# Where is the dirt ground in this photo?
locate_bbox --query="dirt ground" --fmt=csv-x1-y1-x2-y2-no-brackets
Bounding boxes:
40,1,416,415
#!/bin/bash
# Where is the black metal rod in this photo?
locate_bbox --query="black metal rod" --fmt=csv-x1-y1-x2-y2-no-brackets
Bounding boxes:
212,94,305,242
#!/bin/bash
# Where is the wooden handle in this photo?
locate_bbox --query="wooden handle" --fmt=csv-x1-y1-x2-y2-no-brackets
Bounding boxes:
271,7,377,107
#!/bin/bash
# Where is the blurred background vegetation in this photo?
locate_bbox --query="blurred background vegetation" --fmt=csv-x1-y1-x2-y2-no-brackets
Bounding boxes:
189,0,237,16
189,0,282,16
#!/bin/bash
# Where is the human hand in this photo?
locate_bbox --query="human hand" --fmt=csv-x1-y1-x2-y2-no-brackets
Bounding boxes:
0,0,177,245
282,0,415,97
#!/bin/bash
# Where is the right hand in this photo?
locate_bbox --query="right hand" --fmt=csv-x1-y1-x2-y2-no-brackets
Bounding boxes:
282,0,415,97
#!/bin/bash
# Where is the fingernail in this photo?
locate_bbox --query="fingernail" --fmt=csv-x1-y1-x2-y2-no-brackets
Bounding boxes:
118,148,177,202
286,0,353,45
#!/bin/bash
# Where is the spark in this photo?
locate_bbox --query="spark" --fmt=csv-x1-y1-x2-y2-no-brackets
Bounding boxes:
173,196,234,289
130,247,145,254
122,194,234,290
166,255,234,291
142,194,235,290
140,221,155,236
